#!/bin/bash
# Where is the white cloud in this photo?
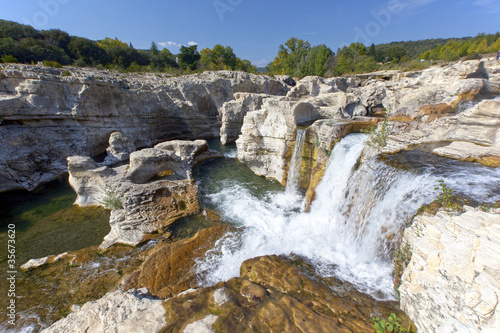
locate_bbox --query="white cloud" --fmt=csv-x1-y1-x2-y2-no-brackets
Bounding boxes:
158,41,199,49
158,41,182,48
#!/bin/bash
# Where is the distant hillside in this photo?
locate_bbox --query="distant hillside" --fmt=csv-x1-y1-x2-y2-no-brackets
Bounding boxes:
0,19,256,74
374,37,474,59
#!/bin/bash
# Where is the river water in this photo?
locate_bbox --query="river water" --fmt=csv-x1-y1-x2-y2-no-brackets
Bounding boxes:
195,134,500,300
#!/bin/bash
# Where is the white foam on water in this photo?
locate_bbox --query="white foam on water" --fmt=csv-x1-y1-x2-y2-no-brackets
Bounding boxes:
196,133,500,300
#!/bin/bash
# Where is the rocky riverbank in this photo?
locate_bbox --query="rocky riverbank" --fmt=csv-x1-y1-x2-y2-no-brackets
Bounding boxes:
2,58,500,332
0,65,292,193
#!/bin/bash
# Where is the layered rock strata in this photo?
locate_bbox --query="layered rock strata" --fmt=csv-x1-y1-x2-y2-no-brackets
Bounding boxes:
0,65,290,192
400,207,500,332
67,135,221,248
41,288,166,333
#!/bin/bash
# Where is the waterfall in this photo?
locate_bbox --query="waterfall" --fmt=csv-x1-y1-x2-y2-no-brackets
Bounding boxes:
285,128,306,195
196,133,500,300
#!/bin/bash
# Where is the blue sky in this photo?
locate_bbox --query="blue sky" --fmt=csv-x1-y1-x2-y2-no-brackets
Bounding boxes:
1,0,499,66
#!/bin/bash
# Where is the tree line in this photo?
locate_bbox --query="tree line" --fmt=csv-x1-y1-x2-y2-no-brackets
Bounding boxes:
1,19,499,77
267,33,500,77
0,20,256,74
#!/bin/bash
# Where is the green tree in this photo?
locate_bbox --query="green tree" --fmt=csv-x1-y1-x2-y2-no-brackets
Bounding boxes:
300,44,333,76
271,37,311,76
178,45,200,70
68,37,110,66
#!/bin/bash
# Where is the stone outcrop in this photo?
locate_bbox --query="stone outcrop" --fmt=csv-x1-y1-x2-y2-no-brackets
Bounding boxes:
162,255,412,332
400,207,500,332
363,97,500,166
67,136,222,248
41,288,166,333
0,66,291,192
121,226,228,298
104,131,136,165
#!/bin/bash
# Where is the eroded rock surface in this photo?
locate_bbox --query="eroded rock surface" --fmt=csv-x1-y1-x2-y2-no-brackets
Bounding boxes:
0,66,290,192
122,226,228,298
67,136,221,248
41,288,166,333
162,255,411,333
400,207,500,332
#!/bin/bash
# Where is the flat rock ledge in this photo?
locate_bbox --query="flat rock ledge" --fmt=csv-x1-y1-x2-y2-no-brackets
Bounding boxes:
41,288,166,333
400,207,500,333
67,133,222,248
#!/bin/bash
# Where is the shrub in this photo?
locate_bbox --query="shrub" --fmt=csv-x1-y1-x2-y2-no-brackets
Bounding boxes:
62,70,71,77
464,53,482,60
98,187,124,210
363,110,391,150
43,60,63,68
393,242,412,295
372,313,415,333
1,55,18,63
435,179,457,212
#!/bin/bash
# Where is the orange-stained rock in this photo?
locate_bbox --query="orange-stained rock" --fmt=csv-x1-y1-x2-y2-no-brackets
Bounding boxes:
122,226,227,298
161,254,414,333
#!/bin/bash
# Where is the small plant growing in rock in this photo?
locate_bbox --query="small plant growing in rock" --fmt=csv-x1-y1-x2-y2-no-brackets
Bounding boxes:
372,313,414,333
62,70,71,77
393,242,412,296
98,187,124,210
363,110,391,150
435,179,457,212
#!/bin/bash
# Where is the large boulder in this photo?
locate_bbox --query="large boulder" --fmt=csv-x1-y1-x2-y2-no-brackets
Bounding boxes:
400,207,500,332
162,255,412,332
41,288,166,333
122,226,228,298
67,137,221,248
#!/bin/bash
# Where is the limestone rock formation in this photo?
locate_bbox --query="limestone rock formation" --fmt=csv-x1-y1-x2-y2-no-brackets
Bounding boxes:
162,255,412,332
67,137,222,248
236,98,324,184
400,207,500,332
41,288,166,333
121,226,228,298
104,131,136,165
219,92,267,145
363,98,500,167
0,66,290,192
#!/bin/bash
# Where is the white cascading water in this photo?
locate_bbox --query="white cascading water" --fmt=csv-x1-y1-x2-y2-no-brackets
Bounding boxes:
273,128,307,209
285,129,306,195
196,133,500,300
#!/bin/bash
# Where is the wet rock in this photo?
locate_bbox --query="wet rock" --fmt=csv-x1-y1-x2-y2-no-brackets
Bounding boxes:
161,255,411,333
41,288,166,333
20,252,68,271
400,207,500,332
121,226,228,298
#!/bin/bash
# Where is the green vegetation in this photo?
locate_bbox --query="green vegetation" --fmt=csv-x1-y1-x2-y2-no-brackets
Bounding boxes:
268,33,499,77
267,37,332,76
420,33,500,61
0,19,255,75
372,313,415,333
363,110,391,150
98,188,124,211
393,242,412,296
1,19,498,76
434,179,457,212
1,54,18,63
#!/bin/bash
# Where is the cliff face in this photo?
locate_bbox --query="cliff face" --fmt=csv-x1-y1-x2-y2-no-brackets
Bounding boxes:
0,65,290,192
